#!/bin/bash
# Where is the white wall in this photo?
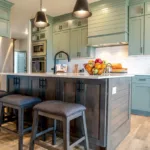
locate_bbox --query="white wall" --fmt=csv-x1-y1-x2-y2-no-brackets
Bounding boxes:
15,39,27,51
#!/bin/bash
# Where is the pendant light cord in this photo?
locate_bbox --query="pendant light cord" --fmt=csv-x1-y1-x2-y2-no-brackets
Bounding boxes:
40,0,42,10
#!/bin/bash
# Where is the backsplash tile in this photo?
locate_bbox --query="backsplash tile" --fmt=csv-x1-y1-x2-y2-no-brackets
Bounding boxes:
60,45,150,74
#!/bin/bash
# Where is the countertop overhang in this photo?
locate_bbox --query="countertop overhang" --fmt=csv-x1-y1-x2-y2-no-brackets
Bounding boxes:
0,73,134,79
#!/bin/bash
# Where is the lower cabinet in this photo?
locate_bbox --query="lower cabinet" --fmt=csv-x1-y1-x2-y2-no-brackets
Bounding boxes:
132,76,150,116
7,75,29,95
132,83,150,113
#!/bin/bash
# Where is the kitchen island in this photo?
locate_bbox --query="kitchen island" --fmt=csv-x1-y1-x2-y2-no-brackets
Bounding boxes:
3,73,133,150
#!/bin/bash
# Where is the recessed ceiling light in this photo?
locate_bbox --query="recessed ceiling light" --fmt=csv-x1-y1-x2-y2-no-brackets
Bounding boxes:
42,8,47,12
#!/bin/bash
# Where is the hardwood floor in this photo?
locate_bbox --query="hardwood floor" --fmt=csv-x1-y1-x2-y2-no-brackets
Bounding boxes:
0,115,149,150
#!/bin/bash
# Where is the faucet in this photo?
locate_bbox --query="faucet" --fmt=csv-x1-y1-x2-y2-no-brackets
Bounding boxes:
53,51,71,74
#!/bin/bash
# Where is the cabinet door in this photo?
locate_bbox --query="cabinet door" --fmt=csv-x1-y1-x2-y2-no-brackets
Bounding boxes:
129,4,144,18
0,19,10,37
80,27,88,57
60,30,70,59
70,28,81,58
144,15,150,55
145,2,150,15
53,32,61,58
132,83,150,112
7,76,29,95
129,17,144,55
0,6,10,20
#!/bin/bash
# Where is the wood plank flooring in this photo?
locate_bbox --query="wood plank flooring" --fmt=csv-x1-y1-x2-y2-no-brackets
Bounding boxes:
0,115,149,150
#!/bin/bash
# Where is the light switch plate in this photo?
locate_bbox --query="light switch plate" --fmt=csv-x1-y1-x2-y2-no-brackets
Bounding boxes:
112,87,117,95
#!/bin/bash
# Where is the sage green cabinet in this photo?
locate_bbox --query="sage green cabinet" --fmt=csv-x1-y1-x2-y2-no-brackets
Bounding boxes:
53,30,70,59
129,17,144,55
0,19,10,37
129,3,144,18
132,83,150,113
0,1,13,38
70,28,81,58
0,6,10,20
81,27,88,57
144,15,150,55
70,27,88,58
132,76,150,116
145,2,150,15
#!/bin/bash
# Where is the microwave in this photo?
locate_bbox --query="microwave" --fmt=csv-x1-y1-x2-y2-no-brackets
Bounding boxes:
32,41,47,56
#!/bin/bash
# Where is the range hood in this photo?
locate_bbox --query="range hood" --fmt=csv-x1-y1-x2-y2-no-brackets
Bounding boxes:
88,0,129,47
88,32,128,47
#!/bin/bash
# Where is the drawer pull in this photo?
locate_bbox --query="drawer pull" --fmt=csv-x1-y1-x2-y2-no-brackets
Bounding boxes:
139,79,146,81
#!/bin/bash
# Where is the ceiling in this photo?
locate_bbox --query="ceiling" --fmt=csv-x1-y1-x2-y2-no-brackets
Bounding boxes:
8,0,98,39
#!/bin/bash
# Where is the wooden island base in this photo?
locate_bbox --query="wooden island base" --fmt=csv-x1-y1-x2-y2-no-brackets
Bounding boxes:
6,74,132,150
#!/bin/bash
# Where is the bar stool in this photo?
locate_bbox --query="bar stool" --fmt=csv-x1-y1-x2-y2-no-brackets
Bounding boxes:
0,90,13,123
29,100,89,150
0,94,41,150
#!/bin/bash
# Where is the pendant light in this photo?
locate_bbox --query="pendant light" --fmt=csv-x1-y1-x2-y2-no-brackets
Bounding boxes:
34,0,49,28
73,0,92,19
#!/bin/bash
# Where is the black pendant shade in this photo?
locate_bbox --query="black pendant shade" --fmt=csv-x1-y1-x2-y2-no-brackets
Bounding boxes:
34,11,49,28
73,0,92,19
34,0,49,28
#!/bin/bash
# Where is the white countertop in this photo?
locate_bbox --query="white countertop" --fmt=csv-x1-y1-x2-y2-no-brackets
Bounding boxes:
0,73,134,79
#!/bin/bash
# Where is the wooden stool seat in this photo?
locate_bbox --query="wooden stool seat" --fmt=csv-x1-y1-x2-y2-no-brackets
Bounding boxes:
29,100,89,150
0,94,41,150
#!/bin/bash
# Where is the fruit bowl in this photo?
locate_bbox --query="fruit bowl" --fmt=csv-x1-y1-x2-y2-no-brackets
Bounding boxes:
84,63,105,75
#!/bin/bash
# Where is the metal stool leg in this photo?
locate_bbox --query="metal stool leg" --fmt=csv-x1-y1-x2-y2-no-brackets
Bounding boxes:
0,102,3,127
29,110,39,150
82,111,89,150
52,119,57,145
18,108,24,150
63,118,70,150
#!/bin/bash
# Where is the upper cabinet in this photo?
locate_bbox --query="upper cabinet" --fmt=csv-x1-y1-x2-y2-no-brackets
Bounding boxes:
145,2,150,15
129,17,144,55
53,16,93,59
53,30,70,59
88,0,129,46
70,26,88,58
129,1,150,55
0,0,13,38
129,4,144,18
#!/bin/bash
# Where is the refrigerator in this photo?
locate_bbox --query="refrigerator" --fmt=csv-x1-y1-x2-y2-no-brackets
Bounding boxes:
0,36,14,90
0,37,14,73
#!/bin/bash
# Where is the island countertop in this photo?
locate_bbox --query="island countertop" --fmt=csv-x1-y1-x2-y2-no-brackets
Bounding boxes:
0,72,134,79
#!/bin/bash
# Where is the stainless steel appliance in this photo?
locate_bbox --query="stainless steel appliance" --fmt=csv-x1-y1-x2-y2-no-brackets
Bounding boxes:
32,40,46,56
32,56,46,73
0,37,14,73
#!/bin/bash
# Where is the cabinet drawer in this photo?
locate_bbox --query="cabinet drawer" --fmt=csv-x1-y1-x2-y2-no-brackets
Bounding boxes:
132,76,150,84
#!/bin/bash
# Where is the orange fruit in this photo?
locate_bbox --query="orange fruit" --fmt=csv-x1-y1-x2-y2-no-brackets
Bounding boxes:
95,63,102,69
98,69,104,75
101,64,106,69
